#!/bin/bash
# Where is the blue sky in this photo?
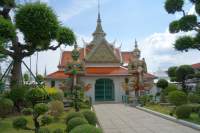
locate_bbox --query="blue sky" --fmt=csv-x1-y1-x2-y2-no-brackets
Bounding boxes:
21,0,200,75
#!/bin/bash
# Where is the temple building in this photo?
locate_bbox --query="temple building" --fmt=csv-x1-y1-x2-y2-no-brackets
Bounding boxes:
45,12,156,103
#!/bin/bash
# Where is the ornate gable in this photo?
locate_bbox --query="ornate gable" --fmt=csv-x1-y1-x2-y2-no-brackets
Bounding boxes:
85,40,120,63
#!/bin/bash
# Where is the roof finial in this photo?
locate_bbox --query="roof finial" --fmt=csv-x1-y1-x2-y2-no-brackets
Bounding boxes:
97,0,101,22
135,38,138,48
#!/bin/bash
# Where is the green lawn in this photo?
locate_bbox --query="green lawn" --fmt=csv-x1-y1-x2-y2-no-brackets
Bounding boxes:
144,104,200,125
0,112,68,133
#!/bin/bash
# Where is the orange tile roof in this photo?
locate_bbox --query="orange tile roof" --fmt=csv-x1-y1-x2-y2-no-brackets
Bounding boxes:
144,73,157,79
192,63,200,69
46,69,156,79
46,70,70,79
85,67,130,76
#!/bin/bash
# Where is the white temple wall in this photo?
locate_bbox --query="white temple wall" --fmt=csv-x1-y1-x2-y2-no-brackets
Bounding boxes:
80,76,126,103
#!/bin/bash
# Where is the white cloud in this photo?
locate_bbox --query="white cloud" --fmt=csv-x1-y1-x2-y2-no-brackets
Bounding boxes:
139,30,200,73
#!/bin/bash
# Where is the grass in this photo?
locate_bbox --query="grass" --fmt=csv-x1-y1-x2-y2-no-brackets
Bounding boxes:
145,103,174,115
144,103,200,125
0,111,68,133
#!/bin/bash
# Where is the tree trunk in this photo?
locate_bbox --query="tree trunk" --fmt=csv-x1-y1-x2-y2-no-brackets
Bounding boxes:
10,59,23,88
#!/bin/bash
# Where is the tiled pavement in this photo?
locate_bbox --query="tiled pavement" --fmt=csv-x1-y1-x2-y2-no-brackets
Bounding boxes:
94,104,200,133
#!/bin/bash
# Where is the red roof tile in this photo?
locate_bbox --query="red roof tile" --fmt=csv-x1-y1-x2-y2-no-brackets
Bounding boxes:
192,63,200,69
144,73,157,79
46,71,69,79
85,67,130,76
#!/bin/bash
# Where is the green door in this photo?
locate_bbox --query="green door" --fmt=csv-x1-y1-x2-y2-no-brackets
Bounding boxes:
95,79,114,101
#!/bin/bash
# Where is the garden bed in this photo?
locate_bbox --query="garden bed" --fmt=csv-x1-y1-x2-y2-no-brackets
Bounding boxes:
0,111,68,133
144,104,200,125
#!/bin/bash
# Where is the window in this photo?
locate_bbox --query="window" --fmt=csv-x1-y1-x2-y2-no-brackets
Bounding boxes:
51,80,55,87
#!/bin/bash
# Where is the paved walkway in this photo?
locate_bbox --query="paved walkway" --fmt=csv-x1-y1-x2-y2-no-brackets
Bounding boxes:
94,104,199,133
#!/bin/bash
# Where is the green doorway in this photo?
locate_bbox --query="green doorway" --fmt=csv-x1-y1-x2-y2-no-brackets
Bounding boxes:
95,79,114,101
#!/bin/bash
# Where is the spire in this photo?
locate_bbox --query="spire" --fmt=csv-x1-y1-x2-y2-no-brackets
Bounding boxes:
133,39,141,58
91,0,106,44
135,39,138,48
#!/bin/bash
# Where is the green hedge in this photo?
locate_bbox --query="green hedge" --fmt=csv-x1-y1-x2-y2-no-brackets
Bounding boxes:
81,110,97,126
65,111,84,123
67,117,88,132
176,105,192,119
70,124,102,133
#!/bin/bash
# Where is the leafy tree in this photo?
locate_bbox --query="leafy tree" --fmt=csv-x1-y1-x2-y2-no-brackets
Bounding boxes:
176,65,194,91
156,79,169,89
0,1,76,88
167,66,177,81
164,0,200,52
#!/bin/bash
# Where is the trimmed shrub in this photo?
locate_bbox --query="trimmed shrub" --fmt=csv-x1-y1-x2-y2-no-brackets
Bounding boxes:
26,88,47,105
187,104,200,113
38,128,50,133
81,110,97,126
21,108,33,115
41,115,53,125
34,103,48,115
168,91,187,106
66,111,84,123
0,98,14,117
13,117,28,129
176,105,192,119
53,128,64,133
45,87,64,101
70,124,102,133
67,117,88,132
188,93,200,103
49,100,64,118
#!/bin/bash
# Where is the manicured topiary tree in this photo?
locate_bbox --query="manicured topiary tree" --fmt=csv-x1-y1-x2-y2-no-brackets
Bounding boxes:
13,103,49,133
156,79,169,102
167,66,177,82
26,88,48,106
176,65,194,92
156,79,169,89
0,1,75,88
164,0,200,52
168,90,187,106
